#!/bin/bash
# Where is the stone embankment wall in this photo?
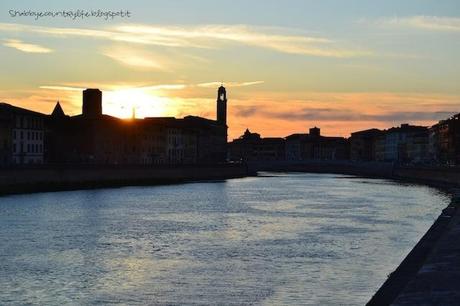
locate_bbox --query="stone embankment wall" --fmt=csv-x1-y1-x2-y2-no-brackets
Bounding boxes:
0,164,248,195
248,161,460,187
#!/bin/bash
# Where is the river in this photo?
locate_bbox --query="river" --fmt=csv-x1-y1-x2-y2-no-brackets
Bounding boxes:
0,173,450,305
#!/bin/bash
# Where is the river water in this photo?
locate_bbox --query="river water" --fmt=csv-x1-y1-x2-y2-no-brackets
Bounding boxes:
0,173,450,305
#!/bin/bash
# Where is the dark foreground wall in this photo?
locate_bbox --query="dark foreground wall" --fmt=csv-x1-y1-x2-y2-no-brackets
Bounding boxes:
0,164,248,195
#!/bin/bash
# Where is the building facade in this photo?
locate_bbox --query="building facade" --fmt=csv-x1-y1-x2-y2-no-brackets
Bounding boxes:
350,129,382,161
374,124,429,163
0,103,45,166
429,113,460,165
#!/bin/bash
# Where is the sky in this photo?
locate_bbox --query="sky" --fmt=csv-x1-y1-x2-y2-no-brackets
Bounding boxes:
0,0,459,139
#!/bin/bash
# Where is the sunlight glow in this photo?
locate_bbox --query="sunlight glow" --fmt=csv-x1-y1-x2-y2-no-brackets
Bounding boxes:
103,88,172,119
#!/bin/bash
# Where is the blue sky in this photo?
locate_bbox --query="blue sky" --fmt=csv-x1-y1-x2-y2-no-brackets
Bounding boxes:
0,0,459,138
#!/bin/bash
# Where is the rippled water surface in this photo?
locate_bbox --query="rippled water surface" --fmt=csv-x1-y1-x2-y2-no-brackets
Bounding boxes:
0,173,450,305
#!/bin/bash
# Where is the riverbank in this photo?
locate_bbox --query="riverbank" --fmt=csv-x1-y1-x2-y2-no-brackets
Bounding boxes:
0,164,248,196
367,194,460,305
3,161,459,197
247,160,460,188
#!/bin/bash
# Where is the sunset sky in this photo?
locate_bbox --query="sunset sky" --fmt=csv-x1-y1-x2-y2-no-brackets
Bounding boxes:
0,0,459,139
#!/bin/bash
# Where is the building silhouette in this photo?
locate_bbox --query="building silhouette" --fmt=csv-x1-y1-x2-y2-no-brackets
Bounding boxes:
228,129,285,161
229,127,349,162
285,127,349,161
82,89,103,118
1,85,459,167
45,86,228,165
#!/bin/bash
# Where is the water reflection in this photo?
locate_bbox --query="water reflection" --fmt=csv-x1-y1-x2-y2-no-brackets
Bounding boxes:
0,173,450,305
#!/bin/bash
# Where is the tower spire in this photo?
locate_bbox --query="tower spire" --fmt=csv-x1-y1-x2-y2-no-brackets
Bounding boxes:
51,100,65,117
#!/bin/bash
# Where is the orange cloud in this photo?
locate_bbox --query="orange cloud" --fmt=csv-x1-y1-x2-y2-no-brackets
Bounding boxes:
226,92,460,138
2,87,458,140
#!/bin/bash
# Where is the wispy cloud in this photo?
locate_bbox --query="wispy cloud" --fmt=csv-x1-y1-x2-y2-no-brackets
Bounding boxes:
197,81,264,88
39,85,85,91
0,22,370,58
376,16,460,32
3,39,53,53
39,81,263,92
115,24,369,57
101,46,165,70
140,84,187,90
40,83,187,92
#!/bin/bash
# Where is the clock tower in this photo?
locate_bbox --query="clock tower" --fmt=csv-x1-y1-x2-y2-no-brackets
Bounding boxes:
216,85,227,126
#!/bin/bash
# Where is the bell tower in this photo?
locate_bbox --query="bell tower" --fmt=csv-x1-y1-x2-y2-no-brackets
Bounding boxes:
82,88,102,118
216,85,227,125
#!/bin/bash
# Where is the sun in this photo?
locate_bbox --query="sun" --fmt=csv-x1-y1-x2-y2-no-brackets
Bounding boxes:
103,88,171,119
